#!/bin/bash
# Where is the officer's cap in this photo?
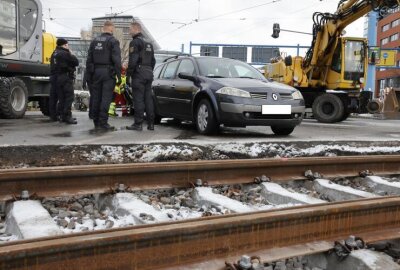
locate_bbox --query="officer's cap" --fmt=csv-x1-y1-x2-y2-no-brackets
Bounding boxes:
57,38,68,47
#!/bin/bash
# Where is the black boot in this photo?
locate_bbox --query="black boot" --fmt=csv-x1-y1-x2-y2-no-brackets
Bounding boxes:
127,124,143,131
63,117,78,125
98,123,115,131
147,123,154,131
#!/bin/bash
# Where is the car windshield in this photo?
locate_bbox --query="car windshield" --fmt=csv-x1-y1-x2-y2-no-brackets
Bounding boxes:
196,58,265,80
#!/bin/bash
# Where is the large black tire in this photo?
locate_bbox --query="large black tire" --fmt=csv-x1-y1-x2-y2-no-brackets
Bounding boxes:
195,99,219,135
0,78,28,119
339,111,351,122
312,94,345,123
39,97,50,116
271,126,295,136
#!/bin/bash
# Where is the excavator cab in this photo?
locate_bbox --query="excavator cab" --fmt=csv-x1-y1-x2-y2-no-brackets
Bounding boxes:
0,0,56,119
327,37,368,91
0,0,56,76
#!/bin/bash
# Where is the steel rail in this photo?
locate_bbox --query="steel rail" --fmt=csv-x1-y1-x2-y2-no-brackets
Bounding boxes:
0,155,399,201
1,197,400,270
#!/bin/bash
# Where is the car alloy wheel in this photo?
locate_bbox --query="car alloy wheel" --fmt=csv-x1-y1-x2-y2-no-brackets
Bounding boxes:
197,103,209,132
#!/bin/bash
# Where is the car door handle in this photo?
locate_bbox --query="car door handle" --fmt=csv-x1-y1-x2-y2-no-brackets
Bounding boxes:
171,84,176,89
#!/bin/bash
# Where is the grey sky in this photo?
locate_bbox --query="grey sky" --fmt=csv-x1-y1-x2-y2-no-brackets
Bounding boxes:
42,0,366,53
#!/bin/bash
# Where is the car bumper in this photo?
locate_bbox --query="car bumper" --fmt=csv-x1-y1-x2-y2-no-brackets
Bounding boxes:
219,101,305,127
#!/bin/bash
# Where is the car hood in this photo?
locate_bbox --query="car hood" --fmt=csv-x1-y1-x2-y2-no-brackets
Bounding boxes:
210,78,295,93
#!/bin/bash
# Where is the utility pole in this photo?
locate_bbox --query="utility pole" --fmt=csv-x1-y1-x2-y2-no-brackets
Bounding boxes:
366,12,378,97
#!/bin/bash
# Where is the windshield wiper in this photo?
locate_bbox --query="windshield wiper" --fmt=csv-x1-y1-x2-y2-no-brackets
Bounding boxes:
206,75,226,78
235,76,258,79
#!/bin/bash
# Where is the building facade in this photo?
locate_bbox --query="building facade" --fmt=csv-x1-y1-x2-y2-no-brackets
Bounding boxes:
92,15,160,63
376,8,400,95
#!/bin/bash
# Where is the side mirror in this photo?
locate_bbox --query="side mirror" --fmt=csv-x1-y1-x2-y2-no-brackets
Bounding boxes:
178,72,199,84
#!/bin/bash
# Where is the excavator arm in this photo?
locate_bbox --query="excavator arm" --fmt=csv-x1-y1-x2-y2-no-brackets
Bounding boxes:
305,0,400,72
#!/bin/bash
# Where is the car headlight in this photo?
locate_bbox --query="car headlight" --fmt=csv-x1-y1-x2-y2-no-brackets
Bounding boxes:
291,91,303,100
216,87,251,98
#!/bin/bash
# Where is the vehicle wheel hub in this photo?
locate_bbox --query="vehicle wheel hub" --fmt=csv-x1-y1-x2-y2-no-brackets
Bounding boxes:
322,102,335,115
11,85,26,112
197,104,209,131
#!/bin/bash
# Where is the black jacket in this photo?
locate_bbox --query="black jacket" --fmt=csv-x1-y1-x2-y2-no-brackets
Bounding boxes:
53,47,79,75
127,33,156,77
86,33,122,81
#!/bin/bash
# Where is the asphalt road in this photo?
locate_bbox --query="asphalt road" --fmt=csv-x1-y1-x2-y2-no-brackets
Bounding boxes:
0,111,399,146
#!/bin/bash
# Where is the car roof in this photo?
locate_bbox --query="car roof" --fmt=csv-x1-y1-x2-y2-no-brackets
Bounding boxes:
161,55,241,65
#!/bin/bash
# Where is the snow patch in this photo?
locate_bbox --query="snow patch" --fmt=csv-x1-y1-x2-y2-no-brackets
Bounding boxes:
193,187,254,213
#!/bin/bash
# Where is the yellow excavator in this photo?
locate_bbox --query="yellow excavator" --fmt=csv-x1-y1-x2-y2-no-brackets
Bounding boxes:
266,0,400,123
0,0,56,118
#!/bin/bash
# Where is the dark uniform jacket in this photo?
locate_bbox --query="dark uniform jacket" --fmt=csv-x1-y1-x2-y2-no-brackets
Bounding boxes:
53,47,79,76
86,32,122,82
50,47,62,76
127,33,156,78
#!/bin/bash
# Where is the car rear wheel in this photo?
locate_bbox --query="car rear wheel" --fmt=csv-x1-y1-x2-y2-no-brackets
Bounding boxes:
195,99,218,135
271,126,295,136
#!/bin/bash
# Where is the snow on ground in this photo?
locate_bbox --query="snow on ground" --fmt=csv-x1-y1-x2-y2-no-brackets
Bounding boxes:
194,187,254,213
84,144,204,163
214,143,400,158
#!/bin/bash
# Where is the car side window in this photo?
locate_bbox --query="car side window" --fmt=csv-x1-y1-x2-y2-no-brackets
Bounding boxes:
153,65,163,79
162,61,180,79
176,59,196,76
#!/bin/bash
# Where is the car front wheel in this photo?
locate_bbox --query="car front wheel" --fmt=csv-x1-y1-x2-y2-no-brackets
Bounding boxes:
271,126,295,136
195,99,218,135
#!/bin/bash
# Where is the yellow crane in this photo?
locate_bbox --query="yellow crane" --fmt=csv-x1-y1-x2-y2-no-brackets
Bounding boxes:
0,0,56,118
266,0,400,123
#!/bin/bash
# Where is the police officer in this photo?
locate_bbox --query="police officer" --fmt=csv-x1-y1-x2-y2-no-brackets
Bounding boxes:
86,21,122,130
49,40,63,122
54,38,79,125
126,22,156,131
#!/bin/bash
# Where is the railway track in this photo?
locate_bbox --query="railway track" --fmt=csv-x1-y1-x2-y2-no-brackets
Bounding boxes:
0,155,400,269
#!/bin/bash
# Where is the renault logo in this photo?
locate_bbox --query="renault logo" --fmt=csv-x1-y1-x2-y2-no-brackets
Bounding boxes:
272,94,278,101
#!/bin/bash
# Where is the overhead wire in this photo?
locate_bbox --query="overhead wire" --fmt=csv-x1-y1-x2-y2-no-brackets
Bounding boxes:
157,0,282,40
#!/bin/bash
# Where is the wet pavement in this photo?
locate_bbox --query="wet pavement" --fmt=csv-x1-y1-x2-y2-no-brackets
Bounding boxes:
0,111,399,146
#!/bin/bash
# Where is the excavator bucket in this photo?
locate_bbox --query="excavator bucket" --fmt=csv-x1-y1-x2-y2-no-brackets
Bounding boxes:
367,88,400,118
382,88,400,113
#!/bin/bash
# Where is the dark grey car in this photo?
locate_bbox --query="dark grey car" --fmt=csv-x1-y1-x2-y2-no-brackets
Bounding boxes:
152,56,305,135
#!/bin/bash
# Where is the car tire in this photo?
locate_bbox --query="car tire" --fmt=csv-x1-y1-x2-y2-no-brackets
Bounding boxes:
312,94,345,123
195,99,218,135
271,126,295,136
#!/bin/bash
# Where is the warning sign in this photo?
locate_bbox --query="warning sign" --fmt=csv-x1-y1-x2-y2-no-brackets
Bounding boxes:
376,50,398,67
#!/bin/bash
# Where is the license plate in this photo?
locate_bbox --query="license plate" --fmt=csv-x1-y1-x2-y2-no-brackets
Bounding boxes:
262,105,291,115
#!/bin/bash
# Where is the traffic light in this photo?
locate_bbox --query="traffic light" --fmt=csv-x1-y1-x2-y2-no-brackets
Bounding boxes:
272,23,280,39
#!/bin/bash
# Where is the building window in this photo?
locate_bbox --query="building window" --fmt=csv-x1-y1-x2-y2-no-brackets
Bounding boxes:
381,37,389,45
392,19,400,28
390,33,399,42
382,24,390,32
